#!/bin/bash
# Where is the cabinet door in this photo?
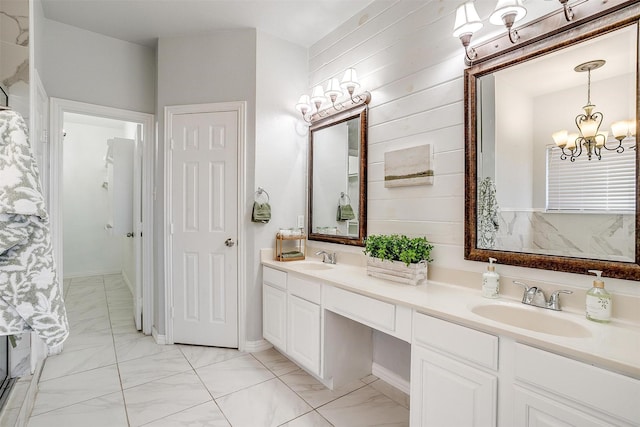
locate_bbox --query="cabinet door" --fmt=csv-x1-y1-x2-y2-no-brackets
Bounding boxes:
263,284,286,350
287,295,321,375
513,386,619,427
411,345,497,427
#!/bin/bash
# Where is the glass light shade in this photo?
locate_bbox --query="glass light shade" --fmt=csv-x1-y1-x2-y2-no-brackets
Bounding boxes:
552,130,568,148
453,1,483,38
628,120,636,137
310,85,326,106
565,133,578,150
611,120,629,139
578,117,599,138
489,0,527,25
595,130,608,148
295,95,311,114
325,78,342,99
340,68,360,91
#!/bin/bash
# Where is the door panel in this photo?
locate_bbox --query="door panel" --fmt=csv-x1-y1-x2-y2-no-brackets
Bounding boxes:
170,111,238,347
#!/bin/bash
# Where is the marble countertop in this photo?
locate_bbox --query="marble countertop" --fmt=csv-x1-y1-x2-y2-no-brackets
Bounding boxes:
262,257,640,379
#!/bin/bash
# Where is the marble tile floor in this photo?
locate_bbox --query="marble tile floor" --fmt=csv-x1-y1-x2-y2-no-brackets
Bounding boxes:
27,274,410,426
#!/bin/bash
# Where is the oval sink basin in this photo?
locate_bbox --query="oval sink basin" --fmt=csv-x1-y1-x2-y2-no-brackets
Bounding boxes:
471,304,591,338
293,262,334,271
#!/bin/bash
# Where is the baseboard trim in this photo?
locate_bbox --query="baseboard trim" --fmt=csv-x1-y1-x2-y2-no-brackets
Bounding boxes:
372,362,410,395
152,326,167,345
121,271,134,295
243,339,272,353
63,270,121,280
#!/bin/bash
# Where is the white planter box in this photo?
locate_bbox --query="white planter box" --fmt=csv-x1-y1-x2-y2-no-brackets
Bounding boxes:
366,257,427,286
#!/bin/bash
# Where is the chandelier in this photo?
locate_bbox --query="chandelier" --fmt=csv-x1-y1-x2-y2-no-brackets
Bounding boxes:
551,60,629,162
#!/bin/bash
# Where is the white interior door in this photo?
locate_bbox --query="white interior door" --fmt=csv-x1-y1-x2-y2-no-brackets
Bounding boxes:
133,125,143,330
170,111,238,348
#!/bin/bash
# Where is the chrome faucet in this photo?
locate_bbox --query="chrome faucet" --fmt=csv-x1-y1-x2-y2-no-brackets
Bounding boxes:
512,281,573,311
315,250,337,264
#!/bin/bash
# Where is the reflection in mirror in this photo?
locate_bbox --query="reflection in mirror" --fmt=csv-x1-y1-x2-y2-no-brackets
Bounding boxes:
309,105,367,246
465,6,640,280
476,24,636,262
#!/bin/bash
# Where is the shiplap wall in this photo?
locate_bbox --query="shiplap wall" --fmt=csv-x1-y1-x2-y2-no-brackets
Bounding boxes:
308,0,640,296
309,1,467,269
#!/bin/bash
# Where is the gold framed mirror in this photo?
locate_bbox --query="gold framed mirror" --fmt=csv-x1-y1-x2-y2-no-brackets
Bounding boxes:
464,5,640,280
308,104,368,246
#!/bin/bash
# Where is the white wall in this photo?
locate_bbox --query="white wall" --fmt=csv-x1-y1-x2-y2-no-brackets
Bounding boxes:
495,77,533,209
62,116,134,277
304,0,640,381
40,18,155,114
254,32,308,340
155,29,258,337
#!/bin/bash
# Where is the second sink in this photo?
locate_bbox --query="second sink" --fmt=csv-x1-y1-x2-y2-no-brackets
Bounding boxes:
471,303,592,338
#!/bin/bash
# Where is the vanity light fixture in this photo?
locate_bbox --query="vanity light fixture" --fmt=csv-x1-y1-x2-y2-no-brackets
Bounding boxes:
552,60,628,161
453,1,483,62
489,0,527,44
295,68,370,123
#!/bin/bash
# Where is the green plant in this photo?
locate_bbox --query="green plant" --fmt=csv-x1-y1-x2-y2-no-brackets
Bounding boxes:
364,234,433,266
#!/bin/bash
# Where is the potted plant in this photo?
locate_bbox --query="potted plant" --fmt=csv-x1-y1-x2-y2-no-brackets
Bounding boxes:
363,234,433,285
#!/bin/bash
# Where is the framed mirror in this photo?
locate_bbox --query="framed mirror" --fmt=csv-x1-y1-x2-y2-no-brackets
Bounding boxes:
308,104,367,246
464,6,640,280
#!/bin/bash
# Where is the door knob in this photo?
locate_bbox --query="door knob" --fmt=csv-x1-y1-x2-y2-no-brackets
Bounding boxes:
225,238,235,247
126,232,135,238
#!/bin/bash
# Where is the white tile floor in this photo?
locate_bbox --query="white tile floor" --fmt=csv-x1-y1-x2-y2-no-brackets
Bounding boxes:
27,275,410,426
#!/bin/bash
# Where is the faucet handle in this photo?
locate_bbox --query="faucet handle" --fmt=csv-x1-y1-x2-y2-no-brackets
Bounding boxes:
547,289,573,311
512,281,530,303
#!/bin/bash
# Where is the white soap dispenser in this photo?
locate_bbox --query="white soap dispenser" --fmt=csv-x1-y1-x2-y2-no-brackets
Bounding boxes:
586,270,612,323
482,257,500,299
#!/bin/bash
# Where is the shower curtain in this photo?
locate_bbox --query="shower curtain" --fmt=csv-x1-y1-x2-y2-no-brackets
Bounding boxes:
0,109,69,349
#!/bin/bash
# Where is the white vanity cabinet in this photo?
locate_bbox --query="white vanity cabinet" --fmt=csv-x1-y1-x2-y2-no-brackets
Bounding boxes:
262,267,287,351
411,312,498,427
262,267,322,376
286,276,322,376
512,344,640,427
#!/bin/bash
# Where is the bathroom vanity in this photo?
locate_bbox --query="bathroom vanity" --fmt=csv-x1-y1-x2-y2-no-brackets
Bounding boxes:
261,257,640,427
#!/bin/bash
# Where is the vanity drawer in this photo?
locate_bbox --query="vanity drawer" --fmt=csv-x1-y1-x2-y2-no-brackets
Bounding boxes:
263,266,287,290
324,286,411,341
413,312,498,371
515,344,640,424
288,275,322,304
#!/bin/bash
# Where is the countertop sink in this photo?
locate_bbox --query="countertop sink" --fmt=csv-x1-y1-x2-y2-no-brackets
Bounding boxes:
471,304,592,338
291,262,334,271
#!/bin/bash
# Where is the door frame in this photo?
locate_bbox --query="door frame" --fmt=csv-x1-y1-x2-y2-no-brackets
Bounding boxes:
164,101,247,350
49,98,155,335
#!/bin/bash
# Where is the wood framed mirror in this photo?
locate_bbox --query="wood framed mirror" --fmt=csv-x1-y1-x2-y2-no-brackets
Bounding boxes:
308,104,368,246
464,4,640,280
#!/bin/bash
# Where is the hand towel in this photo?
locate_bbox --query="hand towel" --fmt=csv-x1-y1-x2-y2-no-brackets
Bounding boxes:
0,109,69,349
336,204,355,221
251,202,271,223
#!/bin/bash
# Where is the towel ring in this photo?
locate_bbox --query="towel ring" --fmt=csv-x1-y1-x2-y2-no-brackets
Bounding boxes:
255,187,270,203
338,192,351,206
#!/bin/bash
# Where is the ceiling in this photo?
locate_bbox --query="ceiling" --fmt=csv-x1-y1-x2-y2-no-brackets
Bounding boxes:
496,24,636,98
40,0,377,48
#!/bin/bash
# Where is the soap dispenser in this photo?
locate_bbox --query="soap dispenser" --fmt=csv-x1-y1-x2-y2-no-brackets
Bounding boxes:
586,270,611,323
482,257,500,299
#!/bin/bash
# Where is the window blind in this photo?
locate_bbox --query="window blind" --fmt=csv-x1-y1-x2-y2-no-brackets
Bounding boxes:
546,145,636,211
